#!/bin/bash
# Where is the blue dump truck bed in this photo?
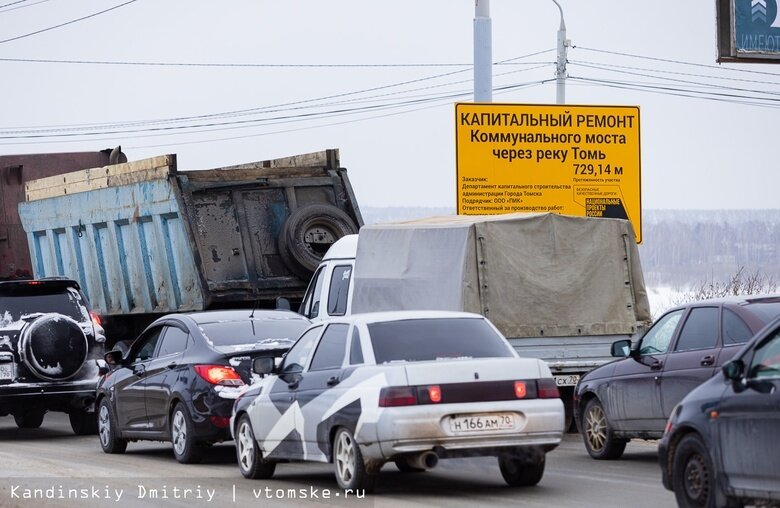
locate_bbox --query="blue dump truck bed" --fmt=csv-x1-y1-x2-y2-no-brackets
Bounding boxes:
18,150,362,341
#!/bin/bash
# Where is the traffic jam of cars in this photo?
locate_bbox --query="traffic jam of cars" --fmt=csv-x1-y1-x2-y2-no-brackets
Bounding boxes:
3,277,780,505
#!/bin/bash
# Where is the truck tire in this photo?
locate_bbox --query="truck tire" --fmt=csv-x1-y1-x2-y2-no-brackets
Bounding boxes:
279,205,358,279
19,314,88,381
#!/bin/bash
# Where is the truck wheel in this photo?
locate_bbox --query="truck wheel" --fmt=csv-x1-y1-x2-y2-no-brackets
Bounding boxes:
582,398,627,460
236,414,276,479
69,410,98,435
498,454,546,487
14,409,45,429
98,399,127,454
171,403,204,464
279,205,358,279
333,427,375,493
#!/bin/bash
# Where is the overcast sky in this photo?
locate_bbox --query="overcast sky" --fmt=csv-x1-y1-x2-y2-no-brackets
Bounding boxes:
0,1,777,209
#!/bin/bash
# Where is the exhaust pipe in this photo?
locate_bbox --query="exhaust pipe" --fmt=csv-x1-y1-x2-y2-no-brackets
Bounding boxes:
407,451,439,470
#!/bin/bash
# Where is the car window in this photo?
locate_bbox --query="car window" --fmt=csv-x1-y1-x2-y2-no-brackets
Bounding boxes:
199,318,309,347
309,323,349,371
157,326,189,357
349,327,364,365
327,265,352,316
750,330,780,379
639,310,684,355
675,307,719,352
302,267,326,319
722,309,753,346
368,318,514,364
130,328,163,364
281,326,321,375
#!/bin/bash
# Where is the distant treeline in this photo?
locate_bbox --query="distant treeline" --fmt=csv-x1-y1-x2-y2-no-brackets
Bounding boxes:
361,207,780,289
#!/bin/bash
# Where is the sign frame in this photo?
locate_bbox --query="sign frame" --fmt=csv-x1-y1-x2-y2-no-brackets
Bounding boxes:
455,102,642,243
717,0,780,63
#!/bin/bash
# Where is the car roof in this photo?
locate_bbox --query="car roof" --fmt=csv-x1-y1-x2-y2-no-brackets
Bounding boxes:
174,309,309,325
0,278,81,294
665,294,780,312
322,310,486,326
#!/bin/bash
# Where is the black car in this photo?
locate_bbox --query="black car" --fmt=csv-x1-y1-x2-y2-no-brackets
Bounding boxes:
659,316,780,508
0,278,106,434
574,295,780,459
96,310,310,464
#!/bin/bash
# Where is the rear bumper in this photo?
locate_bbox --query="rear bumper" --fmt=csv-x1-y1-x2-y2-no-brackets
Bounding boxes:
0,378,99,414
360,398,564,461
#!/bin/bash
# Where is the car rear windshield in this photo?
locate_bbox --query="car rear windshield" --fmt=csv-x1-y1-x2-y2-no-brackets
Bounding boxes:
199,319,310,348
744,301,780,325
0,290,86,325
368,318,514,364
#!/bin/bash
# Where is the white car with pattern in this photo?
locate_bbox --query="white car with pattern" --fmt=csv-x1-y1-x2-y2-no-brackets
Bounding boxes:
231,311,564,492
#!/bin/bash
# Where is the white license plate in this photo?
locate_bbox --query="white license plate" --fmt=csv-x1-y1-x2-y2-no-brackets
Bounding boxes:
0,362,14,381
554,374,580,387
449,413,515,433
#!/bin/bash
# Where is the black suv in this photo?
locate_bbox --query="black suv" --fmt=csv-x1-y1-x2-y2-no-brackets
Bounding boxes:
0,278,106,434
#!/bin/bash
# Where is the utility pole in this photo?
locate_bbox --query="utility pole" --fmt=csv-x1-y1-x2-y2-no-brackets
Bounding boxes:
551,0,568,104
474,0,492,102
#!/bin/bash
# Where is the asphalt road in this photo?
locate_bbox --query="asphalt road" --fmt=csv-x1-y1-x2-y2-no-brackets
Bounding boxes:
0,413,676,508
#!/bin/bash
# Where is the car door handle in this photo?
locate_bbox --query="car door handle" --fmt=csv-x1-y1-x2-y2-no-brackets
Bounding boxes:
167,362,177,370
133,364,146,376
650,361,663,371
700,355,715,367
327,376,340,387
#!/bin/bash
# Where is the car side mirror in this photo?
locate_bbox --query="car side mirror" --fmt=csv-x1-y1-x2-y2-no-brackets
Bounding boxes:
722,360,744,381
252,357,275,376
611,339,632,358
275,297,291,311
96,359,110,376
104,350,124,367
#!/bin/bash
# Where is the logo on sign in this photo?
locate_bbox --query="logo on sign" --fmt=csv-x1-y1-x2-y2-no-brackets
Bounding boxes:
751,0,780,26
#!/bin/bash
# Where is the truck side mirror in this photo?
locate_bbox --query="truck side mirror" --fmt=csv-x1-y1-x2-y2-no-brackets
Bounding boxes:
253,357,275,376
611,339,632,358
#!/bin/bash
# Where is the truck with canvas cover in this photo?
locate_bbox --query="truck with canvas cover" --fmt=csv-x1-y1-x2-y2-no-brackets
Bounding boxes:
18,149,362,344
299,213,652,428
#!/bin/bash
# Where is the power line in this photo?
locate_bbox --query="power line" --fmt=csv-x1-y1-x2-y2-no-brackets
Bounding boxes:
0,55,551,68
0,0,27,8
0,0,49,13
576,46,780,79
0,78,554,146
0,49,555,133
0,0,137,45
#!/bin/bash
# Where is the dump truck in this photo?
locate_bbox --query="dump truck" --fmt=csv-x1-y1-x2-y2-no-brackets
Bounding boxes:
299,213,653,428
18,149,362,344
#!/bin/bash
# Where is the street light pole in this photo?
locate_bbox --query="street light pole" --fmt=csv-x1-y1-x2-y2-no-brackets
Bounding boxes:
474,0,492,102
551,0,567,105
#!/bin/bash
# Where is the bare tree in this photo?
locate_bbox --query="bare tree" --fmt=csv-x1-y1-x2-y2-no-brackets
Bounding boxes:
672,267,779,306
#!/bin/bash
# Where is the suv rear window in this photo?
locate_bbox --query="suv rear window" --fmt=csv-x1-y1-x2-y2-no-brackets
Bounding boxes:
368,318,514,364
0,289,86,325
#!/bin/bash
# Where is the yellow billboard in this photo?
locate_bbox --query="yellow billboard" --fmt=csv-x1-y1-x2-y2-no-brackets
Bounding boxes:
456,103,642,242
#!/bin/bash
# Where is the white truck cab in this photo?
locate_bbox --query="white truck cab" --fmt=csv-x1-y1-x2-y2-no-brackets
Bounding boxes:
299,234,357,322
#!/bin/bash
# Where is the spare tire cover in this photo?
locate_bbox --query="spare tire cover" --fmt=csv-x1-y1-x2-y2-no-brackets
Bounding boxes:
20,313,88,381
279,204,359,279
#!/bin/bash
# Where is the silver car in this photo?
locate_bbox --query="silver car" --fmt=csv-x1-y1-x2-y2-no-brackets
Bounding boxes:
231,311,564,492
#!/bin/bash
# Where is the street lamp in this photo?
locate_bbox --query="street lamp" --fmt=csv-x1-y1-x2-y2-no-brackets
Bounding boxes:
550,0,568,104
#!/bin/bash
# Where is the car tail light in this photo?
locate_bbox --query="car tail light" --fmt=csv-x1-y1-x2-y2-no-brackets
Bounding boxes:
378,386,417,407
427,385,442,403
194,365,244,386
536,378,560,399
210,416,231,428
91,312,102,327
514,381,528,399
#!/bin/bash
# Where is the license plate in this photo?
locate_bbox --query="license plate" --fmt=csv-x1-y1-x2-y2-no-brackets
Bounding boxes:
0,362,14,381
449,413,515,433
554,374,580,387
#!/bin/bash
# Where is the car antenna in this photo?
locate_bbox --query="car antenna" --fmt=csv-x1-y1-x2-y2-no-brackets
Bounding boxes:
249,299,258,319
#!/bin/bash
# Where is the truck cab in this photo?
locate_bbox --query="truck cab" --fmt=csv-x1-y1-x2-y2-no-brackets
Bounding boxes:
299,234,357,322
